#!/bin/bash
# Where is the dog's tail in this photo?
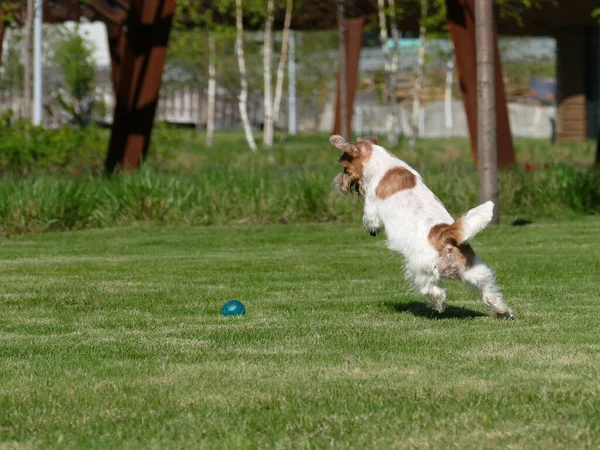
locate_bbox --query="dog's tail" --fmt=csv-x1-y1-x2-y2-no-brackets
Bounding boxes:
455,201,495,244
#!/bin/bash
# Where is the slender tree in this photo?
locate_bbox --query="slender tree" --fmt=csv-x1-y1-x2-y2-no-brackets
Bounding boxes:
206,32,216,148
476,0,499,223
409,0,427,149
444,57,454,138
22,0,34,119
377,0,400,146
263,0,275,147
235,0,257,151
273,0,293,124
377,0,391,138
387,0,400,145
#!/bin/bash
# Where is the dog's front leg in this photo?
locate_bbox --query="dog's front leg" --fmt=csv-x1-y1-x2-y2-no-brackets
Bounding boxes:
363,201,383,237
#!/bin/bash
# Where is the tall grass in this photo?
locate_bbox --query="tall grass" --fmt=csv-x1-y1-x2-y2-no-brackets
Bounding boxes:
1,162,599,235
1,127,599,235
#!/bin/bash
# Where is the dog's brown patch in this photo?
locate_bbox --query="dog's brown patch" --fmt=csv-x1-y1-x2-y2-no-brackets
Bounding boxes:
375,167,417,200
357,135,399,160
428,222,476,277
357,136,378,145
428,221,465,252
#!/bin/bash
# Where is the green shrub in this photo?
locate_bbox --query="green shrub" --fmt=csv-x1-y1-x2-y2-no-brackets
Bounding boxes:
52,24,99,127
0,118,108,175
0,118,176,176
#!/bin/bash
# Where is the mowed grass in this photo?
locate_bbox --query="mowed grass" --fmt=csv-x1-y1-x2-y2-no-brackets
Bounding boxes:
1,220,600,449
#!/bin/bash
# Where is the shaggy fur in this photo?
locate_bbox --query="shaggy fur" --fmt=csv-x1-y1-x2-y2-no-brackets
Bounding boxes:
330,134,514,318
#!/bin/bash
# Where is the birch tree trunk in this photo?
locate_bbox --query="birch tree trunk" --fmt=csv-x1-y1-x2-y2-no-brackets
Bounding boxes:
387,0,400,145
444,57,454,138
235,0,258,152
23,0,34,119
377,0,399,146
206,32,216,148
263,0,275,147
410,0,427,150
273,0,293,124
377,0,391,111
287,30,297,135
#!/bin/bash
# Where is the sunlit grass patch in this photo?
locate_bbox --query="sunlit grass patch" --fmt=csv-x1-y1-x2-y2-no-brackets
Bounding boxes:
1,221,599,448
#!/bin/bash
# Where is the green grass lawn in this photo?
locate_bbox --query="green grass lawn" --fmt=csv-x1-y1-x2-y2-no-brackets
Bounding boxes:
1,220,600,449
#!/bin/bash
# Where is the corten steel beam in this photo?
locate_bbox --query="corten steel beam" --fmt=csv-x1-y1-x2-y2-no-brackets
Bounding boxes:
446,0,515,168
596,123,600,166
333,17,364,138
0,18,5,64
106,22,125,88
105,0,177,173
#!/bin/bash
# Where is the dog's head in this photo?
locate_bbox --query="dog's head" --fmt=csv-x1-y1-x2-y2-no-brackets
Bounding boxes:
329,135,379,197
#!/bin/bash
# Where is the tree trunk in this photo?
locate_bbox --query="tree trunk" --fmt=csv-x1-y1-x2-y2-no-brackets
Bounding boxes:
273,0,293,125
377,0,391,139
23,0,34,119
444,57,454,137
387,0,400,145
476,0,499,223
378,0,399,146
235,0,257,152
337,0,348,139
263,0,275,147
410,0,427,149
287,30,297,135
206,32,216,148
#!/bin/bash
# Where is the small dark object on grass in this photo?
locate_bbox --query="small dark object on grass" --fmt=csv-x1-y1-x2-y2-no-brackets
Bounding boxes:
512,219,532,226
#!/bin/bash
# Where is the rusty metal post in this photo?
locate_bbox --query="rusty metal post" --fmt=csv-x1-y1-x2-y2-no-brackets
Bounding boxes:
596,125,600,166
333,17,364,139
446,0,515,168
0,17,5,64
105,0,177,173
337,0,347,138
106,23,125,89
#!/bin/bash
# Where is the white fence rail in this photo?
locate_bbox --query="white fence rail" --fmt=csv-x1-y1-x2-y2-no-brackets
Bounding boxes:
0,86,555,140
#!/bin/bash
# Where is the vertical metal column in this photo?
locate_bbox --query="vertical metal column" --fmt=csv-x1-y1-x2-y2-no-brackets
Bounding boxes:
333,17,364,139
0,9,5,64
446,0,515,168
105,0,177,173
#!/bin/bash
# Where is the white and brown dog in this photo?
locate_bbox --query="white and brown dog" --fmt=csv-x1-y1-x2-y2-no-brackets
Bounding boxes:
331,134,514,319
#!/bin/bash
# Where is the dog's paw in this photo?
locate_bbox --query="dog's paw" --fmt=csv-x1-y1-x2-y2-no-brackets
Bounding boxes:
497,310,516,320
426,300,447,314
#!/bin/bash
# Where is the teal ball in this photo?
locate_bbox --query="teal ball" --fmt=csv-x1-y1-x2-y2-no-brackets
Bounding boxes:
221,299,246,317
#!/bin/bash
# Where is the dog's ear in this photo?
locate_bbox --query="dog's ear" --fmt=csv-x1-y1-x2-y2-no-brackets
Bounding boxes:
329,135,360,157
357,136,378,145
329,135,350,150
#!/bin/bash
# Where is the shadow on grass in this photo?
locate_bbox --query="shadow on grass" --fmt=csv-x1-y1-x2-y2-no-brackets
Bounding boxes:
384,301,487,320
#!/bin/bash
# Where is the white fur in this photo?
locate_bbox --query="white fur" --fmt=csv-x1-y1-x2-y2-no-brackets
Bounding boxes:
460,201,494,243
360,144,514,318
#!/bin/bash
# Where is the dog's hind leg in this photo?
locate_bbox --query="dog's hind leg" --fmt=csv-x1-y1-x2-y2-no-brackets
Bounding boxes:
412,270,447,313
425,284,447,313
460,260,514,319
